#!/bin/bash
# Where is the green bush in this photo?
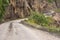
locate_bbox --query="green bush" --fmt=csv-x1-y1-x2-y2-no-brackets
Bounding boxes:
28,11,60,32
0,0,9,22
29,11,54,26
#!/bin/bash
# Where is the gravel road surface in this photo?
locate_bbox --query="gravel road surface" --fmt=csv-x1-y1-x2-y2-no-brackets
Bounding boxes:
0,19,60,40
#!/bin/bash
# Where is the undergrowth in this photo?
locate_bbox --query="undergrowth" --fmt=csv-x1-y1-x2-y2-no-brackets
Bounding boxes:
27,11,60,32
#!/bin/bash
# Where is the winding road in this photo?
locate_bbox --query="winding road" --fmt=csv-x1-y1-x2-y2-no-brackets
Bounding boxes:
0,19,60,40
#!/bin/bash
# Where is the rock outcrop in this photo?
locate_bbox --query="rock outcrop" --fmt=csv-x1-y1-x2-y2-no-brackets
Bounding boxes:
4,0,57,19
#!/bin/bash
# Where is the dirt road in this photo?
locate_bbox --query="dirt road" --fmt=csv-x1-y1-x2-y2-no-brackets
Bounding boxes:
0,19,60,40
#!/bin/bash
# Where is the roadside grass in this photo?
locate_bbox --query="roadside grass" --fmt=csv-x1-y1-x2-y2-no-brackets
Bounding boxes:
26,11,60,33
26,19,60,32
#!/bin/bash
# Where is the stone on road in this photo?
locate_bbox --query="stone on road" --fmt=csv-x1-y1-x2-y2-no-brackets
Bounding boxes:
0,19,60,40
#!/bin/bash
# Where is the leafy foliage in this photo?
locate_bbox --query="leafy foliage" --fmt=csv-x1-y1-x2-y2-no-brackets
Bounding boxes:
0,0,9,22
28,11,60,32
29,11,54,26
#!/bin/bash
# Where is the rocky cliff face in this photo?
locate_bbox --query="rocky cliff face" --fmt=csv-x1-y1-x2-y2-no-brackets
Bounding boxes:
4,0,56,19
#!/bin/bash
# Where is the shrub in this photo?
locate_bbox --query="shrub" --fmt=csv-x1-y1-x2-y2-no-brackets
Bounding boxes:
29,11,54,26
0,0,9,22
28,11,60,32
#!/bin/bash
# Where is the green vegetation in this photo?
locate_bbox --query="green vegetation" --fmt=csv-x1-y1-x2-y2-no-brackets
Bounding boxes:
27,11,60,32
29,11,54,26
47,0,53,3
0,0,9,22
55,8,60,13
